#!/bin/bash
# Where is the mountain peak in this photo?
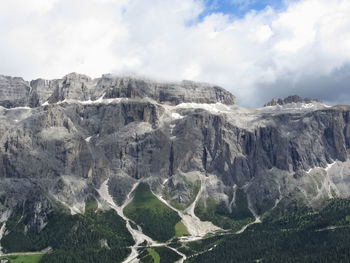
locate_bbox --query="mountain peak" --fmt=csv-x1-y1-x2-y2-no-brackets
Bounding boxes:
63,72,91,81
264,95,321,107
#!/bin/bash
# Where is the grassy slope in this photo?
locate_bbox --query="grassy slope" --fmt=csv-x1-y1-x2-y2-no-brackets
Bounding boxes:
147,248,160,263
175,221,189,237
138,246,181,263
2,254,44,263
124,183,182,242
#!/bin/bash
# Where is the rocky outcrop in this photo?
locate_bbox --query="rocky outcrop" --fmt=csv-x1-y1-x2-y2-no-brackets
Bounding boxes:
264,95,321,107
0,75,30,108
99,76,236,105
3,73,235,108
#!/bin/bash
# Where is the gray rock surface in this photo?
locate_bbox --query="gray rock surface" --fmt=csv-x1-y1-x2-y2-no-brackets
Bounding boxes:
3,73,235,108
264,95,321,107
0,75,30,108
0,73,350,232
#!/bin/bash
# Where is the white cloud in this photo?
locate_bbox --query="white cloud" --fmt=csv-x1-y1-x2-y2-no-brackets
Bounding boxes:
0,0,60,15
0,0,350,106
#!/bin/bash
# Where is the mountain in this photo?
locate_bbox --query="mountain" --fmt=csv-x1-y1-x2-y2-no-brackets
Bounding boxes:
0,73,350,263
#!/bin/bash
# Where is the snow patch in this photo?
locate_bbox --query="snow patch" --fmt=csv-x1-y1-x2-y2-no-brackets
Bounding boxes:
175,102,232,114
4,106,31,111
160,102,265,131
171,112,184,120
57,96,125,105
259,102,327,114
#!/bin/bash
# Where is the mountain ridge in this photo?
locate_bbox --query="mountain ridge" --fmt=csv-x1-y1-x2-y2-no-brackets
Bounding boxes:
1,73,350,262
0,73,236,109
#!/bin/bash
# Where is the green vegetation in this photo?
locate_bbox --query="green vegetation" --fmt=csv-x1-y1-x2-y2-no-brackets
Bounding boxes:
3,187,350,262
194,193,254,231
124,183,181,242
147,248,160,263
187,198,350,263
2,200,133,263
188,225,350,262
138,248,154,263
2,254,44,263
138,246,181,263
263,198,350,230
175,221,189,237
230,189,254,220
84,196,98,215
346,215,350,224
153,247,181,263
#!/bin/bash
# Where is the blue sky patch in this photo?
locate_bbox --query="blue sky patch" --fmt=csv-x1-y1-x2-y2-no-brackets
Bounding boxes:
198,0,289,20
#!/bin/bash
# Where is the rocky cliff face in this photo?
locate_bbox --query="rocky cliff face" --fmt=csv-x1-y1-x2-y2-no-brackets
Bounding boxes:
0,73,350,234
1,73,234,108
264,95,321,106
0,75,31,108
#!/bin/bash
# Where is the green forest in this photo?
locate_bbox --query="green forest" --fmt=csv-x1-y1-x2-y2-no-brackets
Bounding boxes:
186,198,350,263
2,188,350,263
1,198,133,263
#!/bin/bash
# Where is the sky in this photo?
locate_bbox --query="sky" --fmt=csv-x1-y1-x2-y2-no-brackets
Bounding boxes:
0,0,350,107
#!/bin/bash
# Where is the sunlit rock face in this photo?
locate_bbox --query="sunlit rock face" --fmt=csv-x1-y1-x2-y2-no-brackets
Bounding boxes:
1,72,350,233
